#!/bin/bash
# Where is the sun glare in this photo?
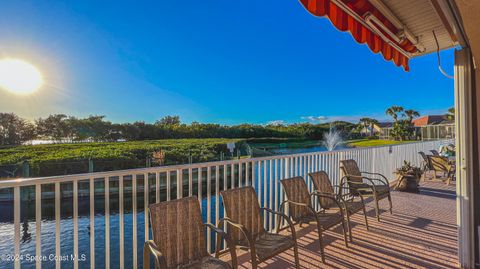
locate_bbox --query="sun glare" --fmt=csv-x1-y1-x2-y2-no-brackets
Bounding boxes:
0,59,43,94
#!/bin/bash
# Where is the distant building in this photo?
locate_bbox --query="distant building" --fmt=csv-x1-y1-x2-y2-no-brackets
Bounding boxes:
359,122,393,137
413,115,455,140
376,122,394,139
378,115,455,140
412,115,453,126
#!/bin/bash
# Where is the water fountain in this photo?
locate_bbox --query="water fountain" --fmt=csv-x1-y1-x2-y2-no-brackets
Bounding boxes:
323,125,343,151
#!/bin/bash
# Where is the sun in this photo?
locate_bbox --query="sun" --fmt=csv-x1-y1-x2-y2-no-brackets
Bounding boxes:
0,59,43,94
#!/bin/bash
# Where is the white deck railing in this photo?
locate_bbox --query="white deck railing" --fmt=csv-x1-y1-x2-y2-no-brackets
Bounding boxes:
0,139,452,269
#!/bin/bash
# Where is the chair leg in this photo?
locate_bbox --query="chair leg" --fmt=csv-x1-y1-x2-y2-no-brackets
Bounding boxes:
341,218,349,247
251,257,258,269
362,205,369,231
143,244,150,269
345,210,353,242
387,194,393,214
316,223,326,263
374,197,380,222
275,214,281,233
293,244,300,269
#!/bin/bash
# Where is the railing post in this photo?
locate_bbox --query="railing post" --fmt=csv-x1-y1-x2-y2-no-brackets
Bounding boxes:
88,158,94,173
22,160,30,178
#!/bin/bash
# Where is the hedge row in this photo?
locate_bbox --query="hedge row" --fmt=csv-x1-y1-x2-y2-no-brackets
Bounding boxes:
0,138,242,177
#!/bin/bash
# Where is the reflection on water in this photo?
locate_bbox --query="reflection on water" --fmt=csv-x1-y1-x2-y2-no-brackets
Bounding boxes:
270,145,347,155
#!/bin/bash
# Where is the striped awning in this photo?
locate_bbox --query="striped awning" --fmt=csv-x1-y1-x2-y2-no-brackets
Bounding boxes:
299,0,418,71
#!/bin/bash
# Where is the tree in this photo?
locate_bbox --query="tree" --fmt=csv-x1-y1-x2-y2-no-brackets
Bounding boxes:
35,114,73,141
156,115,181,126
403,110,420,122
358,118,379,137
368,118,379,137
385,106,404,122
358,118,371,135
446,107,455,121
391,119,414,141
69,115,113,141
0,113,35,145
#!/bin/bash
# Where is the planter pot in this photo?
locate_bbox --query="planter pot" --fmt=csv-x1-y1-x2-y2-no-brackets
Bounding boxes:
394,173,421,192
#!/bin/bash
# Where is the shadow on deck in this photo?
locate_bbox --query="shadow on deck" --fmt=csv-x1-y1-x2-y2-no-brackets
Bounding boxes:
222,181,459,269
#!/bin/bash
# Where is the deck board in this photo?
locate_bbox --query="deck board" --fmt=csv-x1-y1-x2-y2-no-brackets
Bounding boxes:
221,181,459,269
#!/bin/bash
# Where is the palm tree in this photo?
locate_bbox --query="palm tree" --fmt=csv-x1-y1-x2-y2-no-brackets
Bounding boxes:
446,107,455,120
358,118,370,135
385,106,404,122
403,109,420,122
358,118,379,136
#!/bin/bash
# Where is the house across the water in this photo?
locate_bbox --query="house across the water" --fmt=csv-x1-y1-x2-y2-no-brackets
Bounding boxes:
375,116,454,140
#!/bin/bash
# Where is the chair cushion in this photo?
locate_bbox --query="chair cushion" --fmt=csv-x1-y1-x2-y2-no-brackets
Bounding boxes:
254,233,295,262
181,256,232,269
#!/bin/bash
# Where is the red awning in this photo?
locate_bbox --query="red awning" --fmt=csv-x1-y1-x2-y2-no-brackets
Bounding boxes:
299,0,417,71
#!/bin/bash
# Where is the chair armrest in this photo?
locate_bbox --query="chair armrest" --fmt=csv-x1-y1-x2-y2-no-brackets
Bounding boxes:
261,207,291,226
361,171,389,185
311,191,344,210
218,218,254,247
144,240,167,269
332,185,356,200
341,176,378,193
204,223,227,237
344,173,388,188
205,223,238,269
219,217,257,264
280,200,315,214
332,184,354,192
261,207,297,241
333,184,367,202
311,190,337,198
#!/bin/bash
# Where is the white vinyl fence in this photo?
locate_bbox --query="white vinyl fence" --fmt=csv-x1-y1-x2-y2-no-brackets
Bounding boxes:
0,139,452,269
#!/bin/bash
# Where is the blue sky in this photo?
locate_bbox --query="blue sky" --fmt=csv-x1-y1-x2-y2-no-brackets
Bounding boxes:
0,0,454,125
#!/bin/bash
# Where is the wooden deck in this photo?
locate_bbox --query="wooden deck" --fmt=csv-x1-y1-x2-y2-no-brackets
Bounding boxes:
222,181,459,269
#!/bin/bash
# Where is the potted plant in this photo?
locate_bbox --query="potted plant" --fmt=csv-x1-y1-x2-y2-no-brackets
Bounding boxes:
394,161,422,192
440,144,456,157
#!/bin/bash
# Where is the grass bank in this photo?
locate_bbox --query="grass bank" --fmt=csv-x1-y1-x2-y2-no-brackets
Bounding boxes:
347,139,415,148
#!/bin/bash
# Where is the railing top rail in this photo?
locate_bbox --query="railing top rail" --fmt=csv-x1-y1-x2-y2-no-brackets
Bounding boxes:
0,139,453,188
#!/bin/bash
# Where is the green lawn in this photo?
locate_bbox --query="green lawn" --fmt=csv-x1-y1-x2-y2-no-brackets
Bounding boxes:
346,139,415,148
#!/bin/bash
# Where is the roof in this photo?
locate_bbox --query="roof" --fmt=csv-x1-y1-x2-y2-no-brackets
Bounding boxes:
412,115,452,126
376,122,394,128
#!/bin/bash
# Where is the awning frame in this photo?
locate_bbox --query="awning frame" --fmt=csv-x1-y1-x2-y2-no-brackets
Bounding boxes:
328,0,412,58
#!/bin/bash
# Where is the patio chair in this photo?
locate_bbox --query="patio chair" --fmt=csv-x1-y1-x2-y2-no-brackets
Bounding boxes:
419,151,434,180
144,196,237,269
429,155,456,185
219,186,300,269
430,149,440,156
340,159,392,222
309,171,369,241
279,176,348,263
